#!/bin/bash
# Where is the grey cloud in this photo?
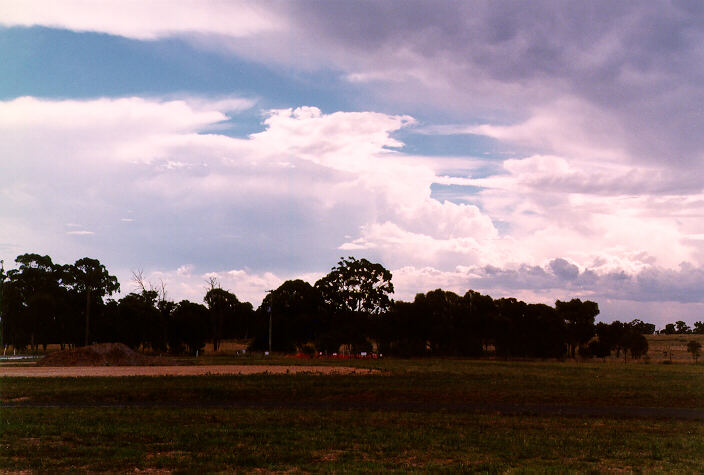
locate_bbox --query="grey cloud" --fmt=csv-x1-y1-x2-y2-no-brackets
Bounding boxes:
280,1,704,166
470,259,704,304
549,258,579,281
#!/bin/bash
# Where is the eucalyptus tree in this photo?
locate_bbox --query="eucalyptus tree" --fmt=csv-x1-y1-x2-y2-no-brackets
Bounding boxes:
4,254,63,351
63,257,120,346
204,280,241,352
171,300,209,355
251,279,324,352
555,298,599,358
315,257,394,352
315,257,394,316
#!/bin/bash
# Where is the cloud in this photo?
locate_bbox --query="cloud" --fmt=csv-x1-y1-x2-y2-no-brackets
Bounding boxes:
274,3,704,171
128,265,323,308
392,260,704,327
0,95,494,278
8,2,704,167
0,0,284,39
66,230,94,236
176,264,194,277
3,94,704,325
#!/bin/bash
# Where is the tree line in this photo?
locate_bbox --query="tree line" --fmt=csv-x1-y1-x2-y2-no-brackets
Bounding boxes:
0,254,654,360
659,320,704,335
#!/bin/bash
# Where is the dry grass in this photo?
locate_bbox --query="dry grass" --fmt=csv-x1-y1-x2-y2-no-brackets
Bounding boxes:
646,334,704,363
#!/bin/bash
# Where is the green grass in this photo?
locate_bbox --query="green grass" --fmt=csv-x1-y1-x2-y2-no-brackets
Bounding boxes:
2,407,703,472
2,358,704,471
3,359,703,408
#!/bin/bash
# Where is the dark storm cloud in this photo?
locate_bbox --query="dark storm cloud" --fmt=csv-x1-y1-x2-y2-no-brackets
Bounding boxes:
284,1,704,166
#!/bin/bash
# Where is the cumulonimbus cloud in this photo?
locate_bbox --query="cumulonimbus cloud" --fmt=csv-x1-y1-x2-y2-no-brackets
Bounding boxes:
2,94,704,327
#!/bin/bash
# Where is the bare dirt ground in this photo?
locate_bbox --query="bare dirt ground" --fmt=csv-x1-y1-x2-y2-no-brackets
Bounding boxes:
0,365,379,377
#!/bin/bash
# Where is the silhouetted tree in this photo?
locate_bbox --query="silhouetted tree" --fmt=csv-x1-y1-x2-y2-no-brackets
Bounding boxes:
556,299,599,358
596,321,624,357
251,280,325,352
417,289,466,355
463,290,496,354
315,257,394,316
623,330,648,361
204,280,240,352
493,298,529,358
629,318,656,334
593,320,649,361
675,320,691,334
379,300,429,356
112,293,162,349
171,300,209,355
62,258,119,346
587,339,612,359
315,257,393,352
5,254,62,351
526,303,567,358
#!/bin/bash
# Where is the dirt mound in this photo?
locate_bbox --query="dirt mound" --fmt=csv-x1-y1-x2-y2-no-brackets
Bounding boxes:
38,343,166,367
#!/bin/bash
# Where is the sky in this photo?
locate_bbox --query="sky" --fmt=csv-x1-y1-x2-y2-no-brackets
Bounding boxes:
2,1,704,327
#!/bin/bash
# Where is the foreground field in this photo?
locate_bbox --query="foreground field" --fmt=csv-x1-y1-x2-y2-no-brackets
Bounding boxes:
2,358,703,471
3,407,703,472
0,364,378,377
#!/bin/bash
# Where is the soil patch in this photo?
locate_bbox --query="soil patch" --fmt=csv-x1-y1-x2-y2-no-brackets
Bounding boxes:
37,343,166,367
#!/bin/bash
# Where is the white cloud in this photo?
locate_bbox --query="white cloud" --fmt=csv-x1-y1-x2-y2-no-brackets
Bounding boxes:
470,99,630,163
131,266,322,308
3,95,704,325
66,230,94,236
176,264,194,277
0,0,284,40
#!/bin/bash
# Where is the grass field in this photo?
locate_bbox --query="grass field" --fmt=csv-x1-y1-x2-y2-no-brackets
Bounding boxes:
2,357,704,471
3,407,703,472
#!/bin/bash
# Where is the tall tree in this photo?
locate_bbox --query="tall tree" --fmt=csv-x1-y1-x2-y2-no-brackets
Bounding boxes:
556,299,599,358
171,300,209,355
251,280,324,352
415,289,467,356
315,257,394,352
63,258,120,346
204,280,240,352
315,257,394,316
463,290,496,354
5,254,61,351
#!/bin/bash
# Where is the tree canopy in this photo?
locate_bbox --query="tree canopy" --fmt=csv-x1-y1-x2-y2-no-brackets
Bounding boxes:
0,252,663,362
315,256,394,316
